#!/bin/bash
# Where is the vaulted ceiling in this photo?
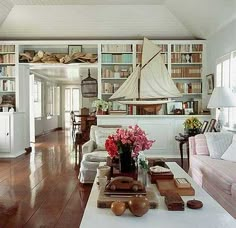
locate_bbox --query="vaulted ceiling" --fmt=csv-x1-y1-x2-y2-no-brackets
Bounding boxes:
0,0,235,40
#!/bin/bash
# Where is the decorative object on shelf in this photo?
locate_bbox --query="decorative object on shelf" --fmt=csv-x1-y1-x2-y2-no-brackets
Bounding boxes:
207,87,236,131
92,99,111,114
206,74,214,94
81,69,98,98
105,125,155,173
128,196,149,217
68,45,82,55
183,116,202,136
19,50,97,64
109,37,182,109
166,101,183,115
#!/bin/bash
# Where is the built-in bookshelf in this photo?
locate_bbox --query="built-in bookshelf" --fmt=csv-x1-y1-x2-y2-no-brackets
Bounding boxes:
101,44,133,111
171,43,203,114
0,45,16,108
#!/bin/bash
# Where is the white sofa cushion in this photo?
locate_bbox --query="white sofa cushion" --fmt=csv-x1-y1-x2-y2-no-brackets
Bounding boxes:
94,128,118,150
221,135,236,162
205,132,233,159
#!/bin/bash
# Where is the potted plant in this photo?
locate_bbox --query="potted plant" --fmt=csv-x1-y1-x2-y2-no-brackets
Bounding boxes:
183,116,202,136
92,99,112,115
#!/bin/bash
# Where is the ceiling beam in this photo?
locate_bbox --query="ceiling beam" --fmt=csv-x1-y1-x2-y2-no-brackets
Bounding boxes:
0,0,14,26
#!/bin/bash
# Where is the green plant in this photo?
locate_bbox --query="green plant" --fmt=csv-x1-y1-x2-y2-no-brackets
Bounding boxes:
92,99,112,111
183,117,202,129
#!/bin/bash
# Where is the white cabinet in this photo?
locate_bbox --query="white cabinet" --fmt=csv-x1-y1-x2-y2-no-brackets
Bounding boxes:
0,115,10,152
0,112,27,158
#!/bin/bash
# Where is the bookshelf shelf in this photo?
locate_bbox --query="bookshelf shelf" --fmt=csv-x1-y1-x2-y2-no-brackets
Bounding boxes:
101,78,127,80
101,63,133,65
172,78,201,80
0,45,16,108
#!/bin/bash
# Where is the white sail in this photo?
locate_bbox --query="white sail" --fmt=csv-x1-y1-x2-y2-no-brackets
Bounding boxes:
142,37,161,66
110,65,140,100
140,53,181,98
109,37,182,105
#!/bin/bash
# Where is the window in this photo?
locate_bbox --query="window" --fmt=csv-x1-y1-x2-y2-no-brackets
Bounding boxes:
216,52,236,128
34,80,42,118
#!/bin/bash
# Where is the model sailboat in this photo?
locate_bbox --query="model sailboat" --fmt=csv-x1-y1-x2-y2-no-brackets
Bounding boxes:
109,38,182,106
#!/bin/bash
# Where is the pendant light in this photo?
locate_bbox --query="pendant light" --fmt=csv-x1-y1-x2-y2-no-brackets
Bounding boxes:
81,69,98,97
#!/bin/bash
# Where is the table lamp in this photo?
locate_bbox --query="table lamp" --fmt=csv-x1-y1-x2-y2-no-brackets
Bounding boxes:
207,87,236,131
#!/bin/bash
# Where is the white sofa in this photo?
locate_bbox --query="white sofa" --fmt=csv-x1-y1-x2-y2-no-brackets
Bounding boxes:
189,132,236,218
79,125,121,183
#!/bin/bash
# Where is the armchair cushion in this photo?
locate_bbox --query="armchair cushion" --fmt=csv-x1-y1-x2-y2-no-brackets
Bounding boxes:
205,132,233,159
94,128,118,150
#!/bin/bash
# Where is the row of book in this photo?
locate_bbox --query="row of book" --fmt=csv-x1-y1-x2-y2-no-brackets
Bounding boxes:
101,68,130,78
102,54,133,63
136,53,167,64
171,53,202,63
102,82,121,94
171,44,203,52
175,82,202,94
171,66,202,78
0,54,15,64
0,45,15,53
136,44,168,52
101,44,132,52
0,80,15,92
0,66,15,77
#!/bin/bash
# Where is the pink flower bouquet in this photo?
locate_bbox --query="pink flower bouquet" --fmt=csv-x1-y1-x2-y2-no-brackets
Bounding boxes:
105,125,155,158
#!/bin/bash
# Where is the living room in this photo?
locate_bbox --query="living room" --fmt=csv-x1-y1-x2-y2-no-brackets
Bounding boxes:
0,0,236,227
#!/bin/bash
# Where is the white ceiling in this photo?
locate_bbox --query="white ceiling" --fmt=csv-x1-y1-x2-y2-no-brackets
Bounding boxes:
31,65,98,83
1,0,236,82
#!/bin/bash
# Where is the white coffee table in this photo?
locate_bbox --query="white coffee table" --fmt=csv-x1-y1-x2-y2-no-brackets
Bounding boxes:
80,162,236,228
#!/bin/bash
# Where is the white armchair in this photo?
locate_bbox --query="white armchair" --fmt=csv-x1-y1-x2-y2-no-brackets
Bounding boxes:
79,125,122,183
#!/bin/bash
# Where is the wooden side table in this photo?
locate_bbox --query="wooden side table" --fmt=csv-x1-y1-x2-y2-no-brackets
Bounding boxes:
175,135,189,168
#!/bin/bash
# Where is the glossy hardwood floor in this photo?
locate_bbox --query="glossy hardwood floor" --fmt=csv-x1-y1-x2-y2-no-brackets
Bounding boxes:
0,129,188,228
0,129,91,228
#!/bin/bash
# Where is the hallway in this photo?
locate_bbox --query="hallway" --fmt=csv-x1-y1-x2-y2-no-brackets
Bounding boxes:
0,130,91,228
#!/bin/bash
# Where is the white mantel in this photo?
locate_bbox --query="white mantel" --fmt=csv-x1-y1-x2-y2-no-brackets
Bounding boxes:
97,115,211,158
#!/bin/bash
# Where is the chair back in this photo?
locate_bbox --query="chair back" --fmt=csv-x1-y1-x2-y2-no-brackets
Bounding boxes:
206,119,217,132
200,120,209,133
81,107,89,115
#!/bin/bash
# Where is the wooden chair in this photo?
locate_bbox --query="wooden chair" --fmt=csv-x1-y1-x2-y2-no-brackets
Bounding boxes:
70,111,81,134
206,119,217,132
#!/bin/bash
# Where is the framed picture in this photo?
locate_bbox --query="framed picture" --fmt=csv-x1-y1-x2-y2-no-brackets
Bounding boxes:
68,45,82,55
206,74,214,94
166,101,183,115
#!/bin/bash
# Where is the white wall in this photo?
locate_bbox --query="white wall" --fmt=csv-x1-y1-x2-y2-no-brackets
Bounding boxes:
205,18,236,108
35,116,59,136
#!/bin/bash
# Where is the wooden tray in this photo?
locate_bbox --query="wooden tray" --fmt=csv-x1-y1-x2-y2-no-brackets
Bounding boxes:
156,179,195,196
97,187,158,209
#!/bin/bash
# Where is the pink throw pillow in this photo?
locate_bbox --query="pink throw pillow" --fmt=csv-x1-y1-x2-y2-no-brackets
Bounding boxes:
195,134,209,156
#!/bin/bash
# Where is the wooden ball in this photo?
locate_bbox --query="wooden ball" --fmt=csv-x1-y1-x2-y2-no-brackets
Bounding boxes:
111,201,126,216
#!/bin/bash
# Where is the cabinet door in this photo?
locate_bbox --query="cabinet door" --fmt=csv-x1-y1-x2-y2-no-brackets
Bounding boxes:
0,115,10,152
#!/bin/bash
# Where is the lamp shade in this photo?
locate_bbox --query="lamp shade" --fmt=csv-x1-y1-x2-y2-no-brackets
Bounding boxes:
81,69,98,98
207,87,236,108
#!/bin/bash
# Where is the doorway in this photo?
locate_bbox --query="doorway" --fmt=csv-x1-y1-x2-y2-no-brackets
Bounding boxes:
63,86,81,130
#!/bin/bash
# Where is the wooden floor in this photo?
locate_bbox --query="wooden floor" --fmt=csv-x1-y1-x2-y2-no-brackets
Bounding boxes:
0,129,188,227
